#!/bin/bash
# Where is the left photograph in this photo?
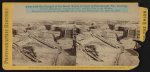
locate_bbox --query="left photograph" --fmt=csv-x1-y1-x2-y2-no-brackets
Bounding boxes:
12,4,77,66
12,21,76,66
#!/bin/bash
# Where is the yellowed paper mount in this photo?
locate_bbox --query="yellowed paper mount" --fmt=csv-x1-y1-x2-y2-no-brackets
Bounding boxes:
2,2,148,70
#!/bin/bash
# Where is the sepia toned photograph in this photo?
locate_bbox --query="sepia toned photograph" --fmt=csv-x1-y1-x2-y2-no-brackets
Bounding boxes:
12,3,140,66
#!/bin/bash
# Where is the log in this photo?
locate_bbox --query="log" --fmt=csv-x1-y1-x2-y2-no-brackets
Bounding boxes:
91,33,121,48
13,43,42,63
29,33,61,50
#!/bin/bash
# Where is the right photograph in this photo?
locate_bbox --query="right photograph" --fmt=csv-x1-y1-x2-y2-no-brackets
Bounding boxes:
74,3,140,66
76,18,140,66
